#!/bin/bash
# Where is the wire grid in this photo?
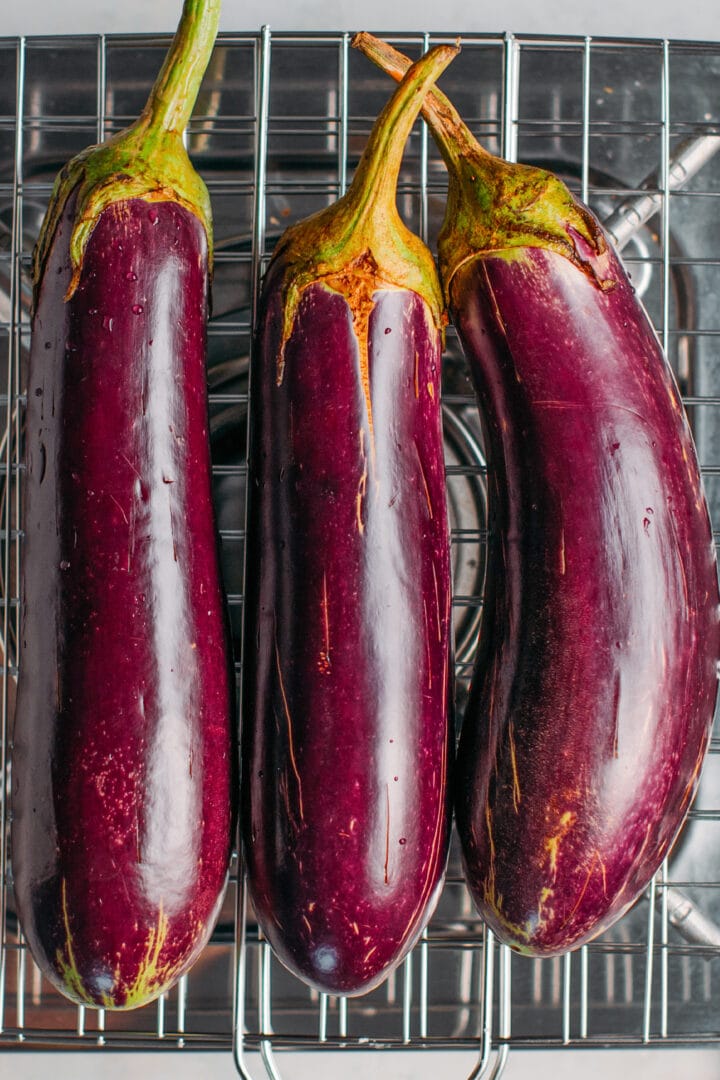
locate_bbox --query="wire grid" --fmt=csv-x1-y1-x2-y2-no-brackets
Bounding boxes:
0,27,718,1077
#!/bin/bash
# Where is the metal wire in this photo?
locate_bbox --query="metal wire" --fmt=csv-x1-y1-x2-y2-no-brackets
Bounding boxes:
0,26,719,1077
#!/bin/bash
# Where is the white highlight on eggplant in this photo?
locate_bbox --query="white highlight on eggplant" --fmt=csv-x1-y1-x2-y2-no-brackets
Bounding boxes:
362,291,422,891
139,259,199,913
550,258,687,823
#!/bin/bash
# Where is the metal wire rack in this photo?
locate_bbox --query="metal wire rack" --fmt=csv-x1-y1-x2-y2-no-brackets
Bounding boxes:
1,26,720,1079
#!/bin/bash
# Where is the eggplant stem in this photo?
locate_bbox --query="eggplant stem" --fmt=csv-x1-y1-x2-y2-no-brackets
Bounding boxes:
272,42,459,365
339,41,459,240
136,0,222,137
351,32,479,173
33,0,220,303
351,32,609,298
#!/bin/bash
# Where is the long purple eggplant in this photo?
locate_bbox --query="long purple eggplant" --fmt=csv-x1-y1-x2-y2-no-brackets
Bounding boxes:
242,45,458,995
353,34,720,956
11,0,235,1008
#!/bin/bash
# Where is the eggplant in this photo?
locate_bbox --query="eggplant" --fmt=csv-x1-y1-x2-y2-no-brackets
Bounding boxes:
353,34,720,956
11,0,235,1008
242,45,458,995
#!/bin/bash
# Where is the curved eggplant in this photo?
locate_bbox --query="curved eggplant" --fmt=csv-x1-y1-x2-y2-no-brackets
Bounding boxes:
242,46,457,995
11,0,235,1008
352,33,720,956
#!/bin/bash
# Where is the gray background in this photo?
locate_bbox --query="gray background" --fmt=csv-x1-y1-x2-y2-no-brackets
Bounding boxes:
2,0,719,41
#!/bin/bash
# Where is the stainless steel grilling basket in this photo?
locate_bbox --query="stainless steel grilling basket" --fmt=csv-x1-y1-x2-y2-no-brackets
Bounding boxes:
1,27,719,1078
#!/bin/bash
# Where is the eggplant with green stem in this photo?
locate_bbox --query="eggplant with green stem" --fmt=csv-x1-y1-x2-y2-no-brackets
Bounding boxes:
242,44,458,995
11,0,235,1008
353,32,720,957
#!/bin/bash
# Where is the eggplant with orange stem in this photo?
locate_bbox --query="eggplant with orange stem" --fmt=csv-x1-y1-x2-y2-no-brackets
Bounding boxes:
242,44,458,995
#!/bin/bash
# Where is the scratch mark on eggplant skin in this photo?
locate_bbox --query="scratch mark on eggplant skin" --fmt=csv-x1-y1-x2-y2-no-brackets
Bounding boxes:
559,529,566,576
356,428,368,534
676,550,690,615
678,752,704,817
277,770,292,824
274,627,305,821
128,497,137,572
422,599,433,690
484,804,496,865
508,721,522,812
318,570,332,674
611,672,621,759
414,349,420,398
559,851,605,931
414,440,434,519
109,492,129,527
431,561,442,643
536,399,650,426
483,811,498,912
120,451,143,483
598,852,608,899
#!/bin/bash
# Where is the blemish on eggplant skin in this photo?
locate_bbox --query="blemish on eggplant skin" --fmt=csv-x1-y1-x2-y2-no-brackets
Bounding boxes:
313,945,338,974
384,327,392,335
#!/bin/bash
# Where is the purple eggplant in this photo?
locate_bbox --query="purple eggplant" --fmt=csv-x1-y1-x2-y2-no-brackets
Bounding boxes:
11,0,234,1008
242,45,458,995
353,34,720,956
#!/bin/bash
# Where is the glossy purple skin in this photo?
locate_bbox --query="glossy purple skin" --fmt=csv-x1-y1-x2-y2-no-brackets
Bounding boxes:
452,239,720,956
11,195,235,1008
242,272,453,995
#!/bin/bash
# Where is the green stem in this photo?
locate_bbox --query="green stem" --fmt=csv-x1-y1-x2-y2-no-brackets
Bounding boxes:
34,0,220,301
351,33,609,299
136,0,221,136
335,41,458,245
273,42,459,357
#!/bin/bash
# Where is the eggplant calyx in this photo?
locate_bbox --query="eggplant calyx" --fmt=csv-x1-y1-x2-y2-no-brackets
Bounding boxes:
271,43,459,382
33,0,220,303
439,150,611,298
351,33,612,301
